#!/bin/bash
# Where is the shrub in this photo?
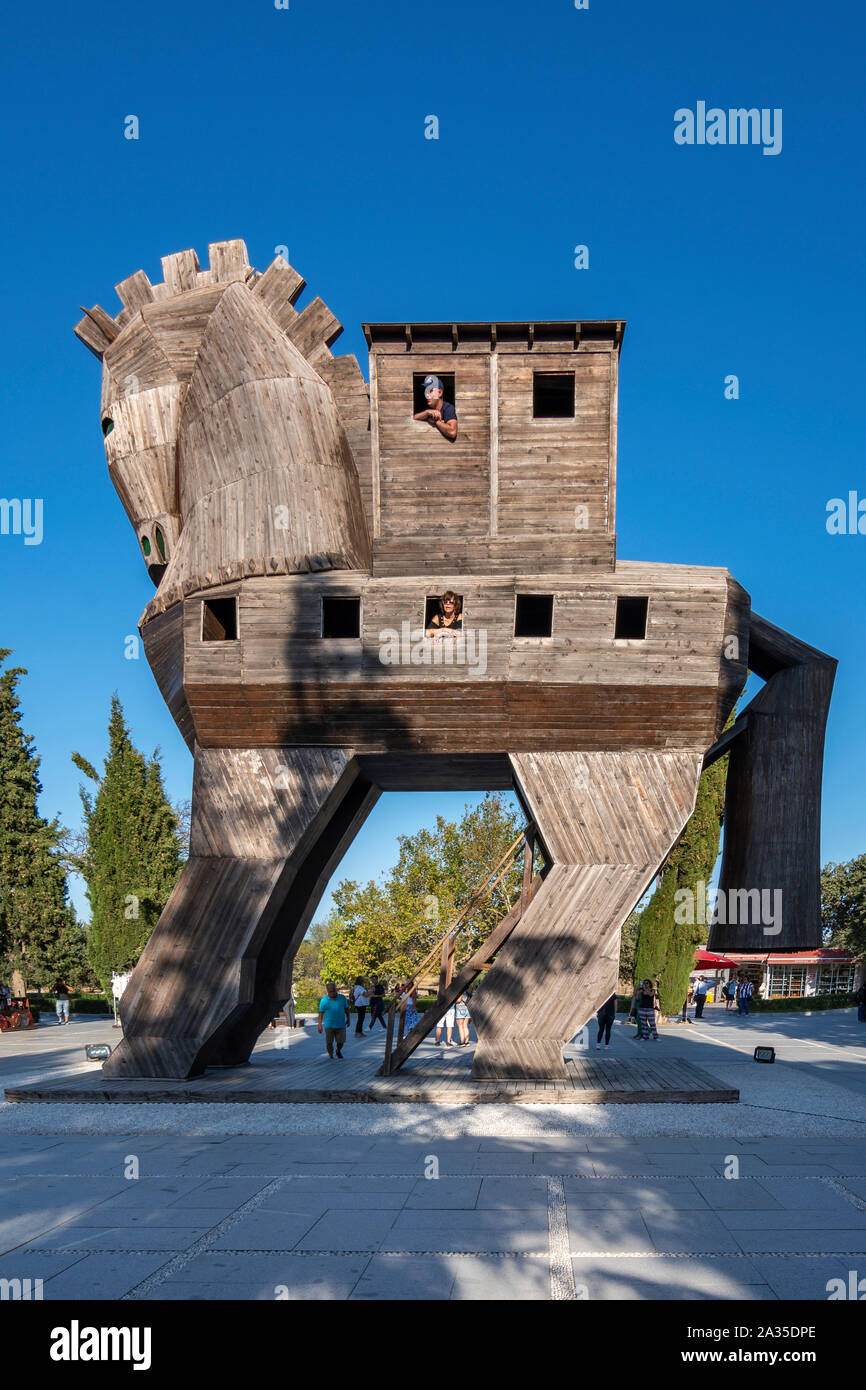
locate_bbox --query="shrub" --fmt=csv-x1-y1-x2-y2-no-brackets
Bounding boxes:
35,993,111,1015
751,992,856,1013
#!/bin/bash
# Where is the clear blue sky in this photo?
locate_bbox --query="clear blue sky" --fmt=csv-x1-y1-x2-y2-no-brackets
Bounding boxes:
1,0,864,923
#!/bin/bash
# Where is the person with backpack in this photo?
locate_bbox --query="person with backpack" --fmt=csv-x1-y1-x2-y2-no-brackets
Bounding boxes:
736,973,754,1017
722,978,737,1011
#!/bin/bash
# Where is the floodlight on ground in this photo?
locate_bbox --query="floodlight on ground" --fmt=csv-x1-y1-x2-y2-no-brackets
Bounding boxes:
85,1044,112,1062
753,1046,776,1064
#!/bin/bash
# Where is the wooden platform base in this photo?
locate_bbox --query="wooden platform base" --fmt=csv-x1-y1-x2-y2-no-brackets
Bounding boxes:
4,1051,737,1106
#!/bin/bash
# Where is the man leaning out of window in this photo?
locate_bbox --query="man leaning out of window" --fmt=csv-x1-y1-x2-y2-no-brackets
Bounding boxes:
414,374,458,440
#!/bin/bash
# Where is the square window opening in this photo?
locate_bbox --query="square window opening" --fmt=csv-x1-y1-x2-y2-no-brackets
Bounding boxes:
615,596,648,640
202,597,238,642
514,594,554,638
413,373,456,416
532,372,575,419
322,597,361,639
425,593,464,628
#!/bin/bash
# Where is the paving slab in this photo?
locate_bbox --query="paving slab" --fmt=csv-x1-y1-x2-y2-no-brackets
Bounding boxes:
291,1210,400,1252
731,1228,866,1254
448,1255,552,1300
350,1255,456,1300
0,1250,87,1282
41,1253,175,1299
148,1252,370,1297
747,1256,866,1300
564,1179,711,1211
690,1178,785,1210
78,1179,213,1209
570,1256,776,1301
757,1180,861,1212
403,1178,482,1209
476,1176,550,1208
387,1210,549,1253
641,1211,744,1254
722,1209,866,1230
211,1208,329,1251
164,1178,273,1208
27,1224,211,1252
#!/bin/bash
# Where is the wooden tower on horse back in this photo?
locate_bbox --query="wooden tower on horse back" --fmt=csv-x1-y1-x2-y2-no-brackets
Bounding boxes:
75,239,836,1081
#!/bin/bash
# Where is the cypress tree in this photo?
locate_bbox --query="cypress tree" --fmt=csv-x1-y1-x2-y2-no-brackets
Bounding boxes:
71,695,184,995
0,649,83,990
632,746,730,1014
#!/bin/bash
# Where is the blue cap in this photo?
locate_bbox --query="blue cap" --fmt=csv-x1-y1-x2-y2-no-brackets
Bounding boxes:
423,375,443,392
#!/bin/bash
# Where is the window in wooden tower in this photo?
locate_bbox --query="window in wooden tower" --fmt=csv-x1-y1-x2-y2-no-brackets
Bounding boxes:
321,597,361,639
424,594,464,628
201,597,238,642
614,596,649,640
413,373,456,415
514,594,554,638
532,372,575,418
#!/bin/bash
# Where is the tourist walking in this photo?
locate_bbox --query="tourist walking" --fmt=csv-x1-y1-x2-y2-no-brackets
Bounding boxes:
455,992,471,1044
631,979,660,1040
351,977,370,1034
856,979,866,1023
368,976,387,1030
723,978,737,1011
54,979,71,1026
318,981,350,1058
596,992,617,1049
693,975,710,1019
736,973,754,1017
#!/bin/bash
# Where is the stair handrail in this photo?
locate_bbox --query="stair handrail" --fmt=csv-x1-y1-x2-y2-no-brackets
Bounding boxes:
381,825,534,1074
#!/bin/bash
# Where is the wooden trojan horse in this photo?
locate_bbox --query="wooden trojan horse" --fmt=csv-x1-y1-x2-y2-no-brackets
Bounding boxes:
75,240,836,1080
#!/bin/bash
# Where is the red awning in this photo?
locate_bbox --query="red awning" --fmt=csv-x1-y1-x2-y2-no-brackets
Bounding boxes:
693,951,740,968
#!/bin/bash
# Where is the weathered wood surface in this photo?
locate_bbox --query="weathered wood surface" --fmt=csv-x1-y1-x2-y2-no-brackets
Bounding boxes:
6,1053,737,1107
102,749,379,1079
470,750,704,1081
710,613,837,952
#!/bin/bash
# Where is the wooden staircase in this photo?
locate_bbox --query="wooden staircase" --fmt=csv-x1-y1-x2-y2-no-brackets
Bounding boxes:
379,825,545,1076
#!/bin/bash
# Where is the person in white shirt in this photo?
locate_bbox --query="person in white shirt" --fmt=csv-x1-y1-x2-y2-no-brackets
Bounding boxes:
693,975,710,1018
352,977,370,1034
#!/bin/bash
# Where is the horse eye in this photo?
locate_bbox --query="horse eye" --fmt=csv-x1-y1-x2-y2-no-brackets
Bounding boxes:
102,417,115,436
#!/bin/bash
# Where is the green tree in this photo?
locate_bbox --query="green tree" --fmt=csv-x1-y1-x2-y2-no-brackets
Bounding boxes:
319,792,528,985
70,695,184,995
821,855,866,958
633,749,730,1014
0,650,88,989
617,908,640,986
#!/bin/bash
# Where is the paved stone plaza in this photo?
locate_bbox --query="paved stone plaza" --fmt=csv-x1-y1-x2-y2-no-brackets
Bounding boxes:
2,1008,865,1300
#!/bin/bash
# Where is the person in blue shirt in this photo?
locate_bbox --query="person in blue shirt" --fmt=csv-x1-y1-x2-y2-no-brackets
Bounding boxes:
318,981,350,1058
414,374,458,441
